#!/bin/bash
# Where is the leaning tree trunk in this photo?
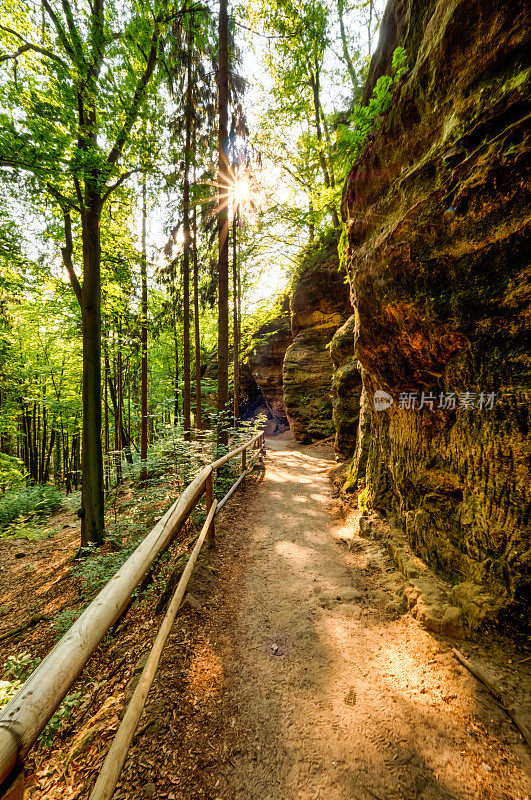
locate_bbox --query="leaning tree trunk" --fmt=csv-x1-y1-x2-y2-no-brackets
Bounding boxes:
80,198,105,547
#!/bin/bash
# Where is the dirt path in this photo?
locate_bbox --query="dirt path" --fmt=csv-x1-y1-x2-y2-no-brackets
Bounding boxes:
214,433,530,800
6,433,529,799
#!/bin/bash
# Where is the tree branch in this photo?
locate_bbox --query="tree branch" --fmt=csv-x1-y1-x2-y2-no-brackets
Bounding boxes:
41,0,77,62
106,33,159,166
61,211,82,305
101,168,140,204
0,24,69,68
0,44,30,63
45,182,80,213
60,0,87,64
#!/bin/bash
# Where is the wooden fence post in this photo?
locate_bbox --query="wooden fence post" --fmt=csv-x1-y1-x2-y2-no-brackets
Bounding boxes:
242,448,247,471
205,469,215,548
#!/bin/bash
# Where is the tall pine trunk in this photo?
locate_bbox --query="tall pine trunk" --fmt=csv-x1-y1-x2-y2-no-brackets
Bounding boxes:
193,166,202,432
80,199,105,546
182,24,193,441
217,0,230,447
174,326,180,427
232,208,239,425
140,177,149,480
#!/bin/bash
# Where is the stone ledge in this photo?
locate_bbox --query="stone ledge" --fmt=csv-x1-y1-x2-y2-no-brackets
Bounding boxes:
358,512,469,638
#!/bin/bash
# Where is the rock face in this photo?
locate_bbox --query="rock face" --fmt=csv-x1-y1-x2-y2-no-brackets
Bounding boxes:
330,315,362,459
247,313,293,425
283,233,353,443
343,0,530,621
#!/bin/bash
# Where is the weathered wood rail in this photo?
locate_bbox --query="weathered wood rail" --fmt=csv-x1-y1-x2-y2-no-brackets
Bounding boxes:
0,431,265,800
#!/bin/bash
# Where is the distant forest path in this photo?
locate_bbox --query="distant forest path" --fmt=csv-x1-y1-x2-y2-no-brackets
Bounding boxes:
208,432,530,800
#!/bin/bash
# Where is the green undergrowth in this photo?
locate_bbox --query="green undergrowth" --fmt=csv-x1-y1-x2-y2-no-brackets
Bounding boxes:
0,652,87,747
0,484,63,538
53,417,265,639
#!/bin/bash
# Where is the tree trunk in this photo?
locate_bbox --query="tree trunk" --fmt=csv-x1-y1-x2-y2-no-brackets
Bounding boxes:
104,355,110,491
193,166,202,432
54,430,61,487
310,65,340,229
140,177,148,481
80,199,105,546
104,345,133,464
174,328,180,427
182,24,193,441
368,0,374,56
217,0,230,447
337,0,359,96
115,321,123,486
232,207,239,425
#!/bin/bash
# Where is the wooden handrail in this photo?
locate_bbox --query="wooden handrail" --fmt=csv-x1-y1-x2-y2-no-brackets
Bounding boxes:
89,500,219,800
210,431,262,470
0,431,265,796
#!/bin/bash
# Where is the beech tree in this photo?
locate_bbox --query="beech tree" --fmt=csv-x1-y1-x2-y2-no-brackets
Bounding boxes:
0,0,181,545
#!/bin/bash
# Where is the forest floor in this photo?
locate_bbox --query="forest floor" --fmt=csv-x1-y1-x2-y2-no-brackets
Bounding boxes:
0,432,530,799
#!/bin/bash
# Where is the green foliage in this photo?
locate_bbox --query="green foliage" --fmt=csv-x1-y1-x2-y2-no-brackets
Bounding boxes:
0,483,62,531
53,608,83,639
1,650,85,749
335,47,408,179
2,651,40,683
334,47,408,277
0,651,41,708
39,691,87,749
0,453,26,492
290,227,339,288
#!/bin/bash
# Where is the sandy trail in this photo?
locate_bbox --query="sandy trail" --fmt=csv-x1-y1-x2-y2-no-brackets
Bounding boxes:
217,433,530,800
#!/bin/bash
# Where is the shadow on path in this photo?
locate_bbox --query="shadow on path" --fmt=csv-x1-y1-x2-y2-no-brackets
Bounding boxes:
217,433,530,800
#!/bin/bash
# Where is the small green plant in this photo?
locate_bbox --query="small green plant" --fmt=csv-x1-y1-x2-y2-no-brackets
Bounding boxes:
54,608,83,639
39,691,86,749
1,652,42,708
2,652,40,682
1,653,87,748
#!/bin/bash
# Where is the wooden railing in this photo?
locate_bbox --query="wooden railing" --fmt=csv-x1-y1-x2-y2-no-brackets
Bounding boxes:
0,431,265,800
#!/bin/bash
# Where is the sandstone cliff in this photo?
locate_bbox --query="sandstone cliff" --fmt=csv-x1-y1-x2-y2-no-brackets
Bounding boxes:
283,232,353,443
246,313,292,425
342,0,530,622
